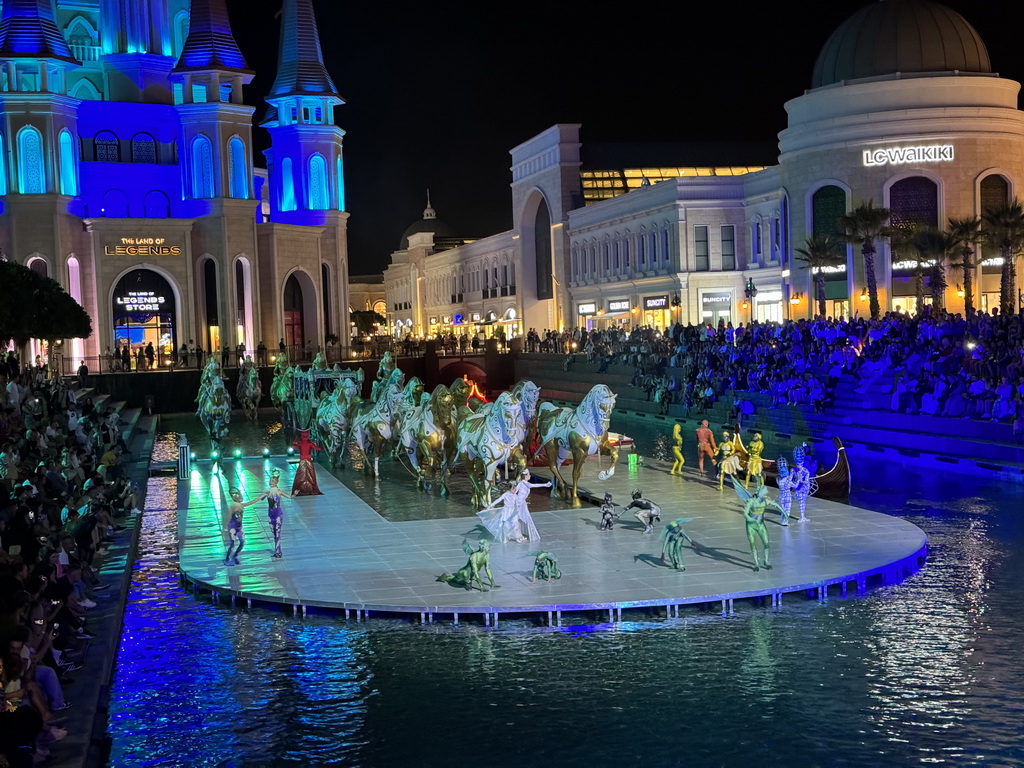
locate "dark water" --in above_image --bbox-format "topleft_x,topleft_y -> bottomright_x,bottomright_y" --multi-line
108,416 -> 1024,767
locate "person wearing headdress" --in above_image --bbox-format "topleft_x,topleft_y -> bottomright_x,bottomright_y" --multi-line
790,447 -> 812,522
745,432 -> 765,489
223,486 -> 262,565
670,423 -> 685,475
261,468 -> 293,558
775,456 -> 794,526
291,429 -> 323,496
716,431 -> 741,491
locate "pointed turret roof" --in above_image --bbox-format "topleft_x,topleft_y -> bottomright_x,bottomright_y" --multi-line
267,0 -> 340,101
174,0 -> 251,73
0,0 -> 79,64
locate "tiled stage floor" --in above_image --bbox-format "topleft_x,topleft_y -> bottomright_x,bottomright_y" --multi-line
177,455 -> 927,619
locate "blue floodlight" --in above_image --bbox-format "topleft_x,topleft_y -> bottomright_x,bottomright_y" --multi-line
262,448 -> 270,457
287,447 -> 295,455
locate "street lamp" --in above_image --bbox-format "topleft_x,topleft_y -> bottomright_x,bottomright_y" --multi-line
744,278 -> 758,321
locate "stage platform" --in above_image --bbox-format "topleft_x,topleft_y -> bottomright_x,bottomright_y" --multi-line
177,455 -> 927,624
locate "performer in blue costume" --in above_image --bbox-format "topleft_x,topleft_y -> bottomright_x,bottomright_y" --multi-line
262,468 -> 293,558
224,486 -> 262,565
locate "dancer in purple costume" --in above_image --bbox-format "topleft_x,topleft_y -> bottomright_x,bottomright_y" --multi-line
774,457 -> 794,526
224,486 -> 262,565
790,447 -> 811,522
262,468 -> 293,558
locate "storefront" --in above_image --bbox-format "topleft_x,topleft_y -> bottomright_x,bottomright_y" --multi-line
642,294 -> 670,329
576,301 -> 598,329
700,291 -> 732,326
111,269 -> 177,369
754,290 -> 783,323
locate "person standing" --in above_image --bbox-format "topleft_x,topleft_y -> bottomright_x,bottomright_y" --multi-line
257,341 -> 267,367
145,342 -> 155,369
695,419 -> 717,476
670,423 -> 684,475
223,486 -> 261,565
260,468 -> 293,558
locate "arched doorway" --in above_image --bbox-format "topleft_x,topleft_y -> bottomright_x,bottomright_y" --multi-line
284,274 -> 305,350
112,268 -> 178,370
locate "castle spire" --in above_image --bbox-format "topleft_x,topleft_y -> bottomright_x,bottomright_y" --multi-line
0,0 -> 79,64
174,0 -> 251,73
267,0 -> 340,101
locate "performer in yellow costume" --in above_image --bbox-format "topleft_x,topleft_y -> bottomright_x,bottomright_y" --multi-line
717,431 -> 741,490
745,432 -> 765,489
670,424 -> 685,475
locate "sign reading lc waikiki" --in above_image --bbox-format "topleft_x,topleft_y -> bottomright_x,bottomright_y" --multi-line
862,144 -> 954,167
103,237 -> 182,257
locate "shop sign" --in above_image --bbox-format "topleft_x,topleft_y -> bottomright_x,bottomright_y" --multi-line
891,259 -> 936,274
608,299 -> 630,312
471,312 -> 481,321
454,313 -> 464,324
578,302 -> 597,315
116,291 -> 165,312
701,292 -> 731,307
812,264 -> 846,274
442,316 -> 451,324
756,291 -> 782,303
429,317 -> 438,325
104,237 -> 182,257
862,144 -> 954,167
644,295 -> 669,309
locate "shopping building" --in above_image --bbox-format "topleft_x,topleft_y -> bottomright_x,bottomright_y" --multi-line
384,0 -> 1023,337
0,0 -> 349,367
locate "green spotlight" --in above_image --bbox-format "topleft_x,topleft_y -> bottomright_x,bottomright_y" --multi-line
262,448 -> 270,457
287,447 -> 295,455
234,449 -> 242,458
190,452 -> 196,460
211,450 -> 219,459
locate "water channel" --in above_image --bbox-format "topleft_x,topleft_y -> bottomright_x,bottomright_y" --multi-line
107,415 -> 1024,767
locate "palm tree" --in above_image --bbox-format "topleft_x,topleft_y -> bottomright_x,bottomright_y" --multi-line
912,227 -> 956,312
947,216 -> 984,315
888,223 -> 924,312
795,235 -> 844,318
982,198 -> 1024,315
840,201 -> 891,320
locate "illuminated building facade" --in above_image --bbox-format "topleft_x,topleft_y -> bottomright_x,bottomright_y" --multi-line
386,0 -> 1023,335
0,0 -> 349,365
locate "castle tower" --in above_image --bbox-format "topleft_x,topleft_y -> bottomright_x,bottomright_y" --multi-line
0,0 -> 87,361
258,0 -> 350,349
99,0 -> 180,102
169,0 -> 260,354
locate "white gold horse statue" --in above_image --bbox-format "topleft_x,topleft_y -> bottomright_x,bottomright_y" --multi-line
456,391 -> 524,509
535,384 -> 618,507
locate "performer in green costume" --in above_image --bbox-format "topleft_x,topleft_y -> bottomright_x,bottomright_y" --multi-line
734,480 -> 785,572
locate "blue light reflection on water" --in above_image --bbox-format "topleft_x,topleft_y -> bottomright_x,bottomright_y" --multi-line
107,423 -> 1024,767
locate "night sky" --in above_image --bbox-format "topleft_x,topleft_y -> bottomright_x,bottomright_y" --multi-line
230,1 -> 1024,274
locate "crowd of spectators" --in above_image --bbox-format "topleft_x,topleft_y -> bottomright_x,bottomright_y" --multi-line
1,351 -> 138,766
533,307 -> 1024,443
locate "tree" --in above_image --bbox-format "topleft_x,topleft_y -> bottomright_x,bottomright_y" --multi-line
350,310 -> 385,337
912,227 -> 956,312
888,223 -> 925,312
795,235 -> 844,318
839,200 -> 891,320
0,260 -> 92,347
948,216 -> 984,315
982,198 -> 1024,316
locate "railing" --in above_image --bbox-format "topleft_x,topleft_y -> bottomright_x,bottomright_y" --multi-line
70,43 -> 101,62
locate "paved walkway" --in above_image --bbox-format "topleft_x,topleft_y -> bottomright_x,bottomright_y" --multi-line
178,454 -> 928,621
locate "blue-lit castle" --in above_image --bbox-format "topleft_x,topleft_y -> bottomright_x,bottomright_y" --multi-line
0,0 -> 349,365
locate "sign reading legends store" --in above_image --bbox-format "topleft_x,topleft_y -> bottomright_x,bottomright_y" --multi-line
103,238 -> 183,257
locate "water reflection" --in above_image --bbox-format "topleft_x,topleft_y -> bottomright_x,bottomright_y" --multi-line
108,418 -> 1024,767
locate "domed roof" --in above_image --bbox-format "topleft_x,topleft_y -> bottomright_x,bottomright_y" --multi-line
400,192 -> 460,249
812,0 -> 991,89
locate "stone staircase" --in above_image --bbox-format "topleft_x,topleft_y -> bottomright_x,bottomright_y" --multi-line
75,386 -> 158,459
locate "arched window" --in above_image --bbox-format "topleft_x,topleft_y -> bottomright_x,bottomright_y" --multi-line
69,78 -> 101,100
228,137 -> 248,199
280,157 -> 295,211
336,156 -> 345,210
17,126 -> 46,194
890,177 -> 939,229
811,185 -> 847,238
59,130 -> 77,195
308,154 -> 328,210
980,174 -> 1009,215
191,135 -> 215,198
131,133 -> 157,163
27,257 -> 48,277
173,11 -> 189,57
95,131 -> 119,162
101,189 -> 129,217
144,190 -> 170,218
0,133 -> 7,195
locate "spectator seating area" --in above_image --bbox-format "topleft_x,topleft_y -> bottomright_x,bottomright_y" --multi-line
1,355 -> 155,768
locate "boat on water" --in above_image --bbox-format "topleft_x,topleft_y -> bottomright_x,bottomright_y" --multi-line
733,432 -> 851,501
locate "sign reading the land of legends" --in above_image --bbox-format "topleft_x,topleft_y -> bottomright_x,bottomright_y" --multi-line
116,291 -> 166,311
862,144 -> 954,167
104,237 -> 182,256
